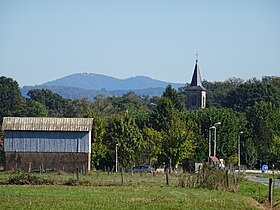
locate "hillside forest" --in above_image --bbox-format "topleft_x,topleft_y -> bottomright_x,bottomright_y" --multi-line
0,76 -> 280,170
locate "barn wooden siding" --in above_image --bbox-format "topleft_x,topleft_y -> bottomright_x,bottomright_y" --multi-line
2,117 -> 93,172
4,131 -> 90,153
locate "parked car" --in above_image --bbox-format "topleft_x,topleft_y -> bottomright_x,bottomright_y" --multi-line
131,165 -> 155,173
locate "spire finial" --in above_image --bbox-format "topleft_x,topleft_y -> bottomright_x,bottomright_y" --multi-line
195,51 -> 199,62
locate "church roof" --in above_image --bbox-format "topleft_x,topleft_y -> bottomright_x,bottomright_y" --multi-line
189,60 -> 206,91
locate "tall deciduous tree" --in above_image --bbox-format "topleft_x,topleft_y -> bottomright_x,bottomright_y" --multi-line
246,101 -> 280,165
26,99 -> 48,117
86,112 -> 107,170
27,89 -> 66,117
0,76 -> 26,121
103,113 -> 143,169
162,85 -> 183,111
137,126 -> 162,165
158,111 -> 196,170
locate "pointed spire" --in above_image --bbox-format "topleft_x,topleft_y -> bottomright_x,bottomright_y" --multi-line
190,59 -> 203,87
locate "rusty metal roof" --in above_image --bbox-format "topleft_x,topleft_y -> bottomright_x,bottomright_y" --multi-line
2,117 -> 93,131
209,156 -> 220,163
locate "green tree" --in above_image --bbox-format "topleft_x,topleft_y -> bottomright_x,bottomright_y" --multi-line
246,101 -> 280,165
103,113 -> 143,169
64,98 -> 92,118
88,113 -> 107,170
0,76 -> 26,121
271,135 -> 280,168
182,108 -> 247,164
27,89 -> 67,117
150,97 -> 175,131
158,111 -> 196,170
26,99 -> 48,117
137,126 -> 162,165
162,85 -> 183,111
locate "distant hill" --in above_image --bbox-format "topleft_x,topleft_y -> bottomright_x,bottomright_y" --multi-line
42,73 -> 184,91
21,73 -> 185,100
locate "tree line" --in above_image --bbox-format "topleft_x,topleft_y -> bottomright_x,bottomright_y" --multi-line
0,76 -> 280,170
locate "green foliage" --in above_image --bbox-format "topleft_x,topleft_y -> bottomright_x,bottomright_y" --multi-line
63,178 -> 91,186
202,77 -> 244,108
137,126 -> 162,165
223,77 -> 280,111
271,135 -> 280,168
179,165 -> 237,192
162,84 -> 183,111
103,113 -> 143,168
182,108 -> 247,164
245,101 -> 280,164
0,76 -> 26,121
89,113 -> 107,170
26,99 -> 48,117
7,171 -> 54,185
27,89 -> 67,117
64,98 -> 92,117
161,118 -> 196,168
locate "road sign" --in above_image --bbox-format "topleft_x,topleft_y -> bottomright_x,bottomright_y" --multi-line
262,164 -> 268,172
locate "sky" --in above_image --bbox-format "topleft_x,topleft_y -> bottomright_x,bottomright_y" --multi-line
0,0 -> 279,86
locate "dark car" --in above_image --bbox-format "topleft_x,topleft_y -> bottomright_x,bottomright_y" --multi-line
131,165 -> 155,173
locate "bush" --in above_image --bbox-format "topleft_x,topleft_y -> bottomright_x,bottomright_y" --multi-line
178,164 -> 237,192
8,171 -> 54,185
63,178 -> 91,186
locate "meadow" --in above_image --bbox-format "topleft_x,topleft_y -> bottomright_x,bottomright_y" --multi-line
0,171 -> 279,209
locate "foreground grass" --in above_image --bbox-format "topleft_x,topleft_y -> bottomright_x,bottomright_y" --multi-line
0,185 -> 262,210
239,178 -> 280,206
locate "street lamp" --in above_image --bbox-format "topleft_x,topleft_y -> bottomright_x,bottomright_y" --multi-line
209,126 -> 215,158
115,143 -> 118,172
213,122 -> 221,157
238,131 -> 243,183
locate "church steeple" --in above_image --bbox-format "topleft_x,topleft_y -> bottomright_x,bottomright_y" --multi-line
190,59 -> 206,90
185,56 -> 207,109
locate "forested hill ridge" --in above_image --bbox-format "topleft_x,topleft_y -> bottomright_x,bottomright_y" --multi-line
21,73 -> 184,100
42,73 -> 184,90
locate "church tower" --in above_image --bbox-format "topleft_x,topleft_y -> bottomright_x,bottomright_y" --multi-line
186,58 -> 206,109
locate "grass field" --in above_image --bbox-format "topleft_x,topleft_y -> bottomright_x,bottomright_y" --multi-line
0,171 -> 279,209
0,185 -> 264,210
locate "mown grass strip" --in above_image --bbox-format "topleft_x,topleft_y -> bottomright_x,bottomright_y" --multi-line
0,185 -> 262,210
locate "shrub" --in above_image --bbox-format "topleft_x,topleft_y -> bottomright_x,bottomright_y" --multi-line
63,178 -> 91,186
178,164 -> 237,192
8,171 -> 54,185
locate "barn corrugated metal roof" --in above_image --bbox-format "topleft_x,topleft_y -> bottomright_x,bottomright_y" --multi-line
2,117 -> 93,131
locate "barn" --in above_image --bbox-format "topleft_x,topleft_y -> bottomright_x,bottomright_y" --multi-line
2,117 -> 93,173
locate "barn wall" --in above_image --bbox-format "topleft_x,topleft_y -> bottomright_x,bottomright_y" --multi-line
4,131 -> 90,153
5,152 -> 90,173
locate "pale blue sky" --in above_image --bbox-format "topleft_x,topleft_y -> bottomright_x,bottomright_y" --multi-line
0,0 -> 279,86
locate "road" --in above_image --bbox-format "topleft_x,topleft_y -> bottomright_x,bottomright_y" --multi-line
245,173 -> 280,188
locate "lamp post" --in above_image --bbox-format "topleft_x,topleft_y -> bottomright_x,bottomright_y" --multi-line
213,122 -> 221,157
115,143 -> 118,172
208,128 -> 212,160
209,126 -> 215,158
238,131 -> 243,183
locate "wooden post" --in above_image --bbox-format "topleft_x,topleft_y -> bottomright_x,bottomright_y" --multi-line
76,167 -> 79,180
268,178 -> 273,208
28,162 -> 32,173
121,168 -> 124,185
226,169 -> 229,189
165,168 -> 169,186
